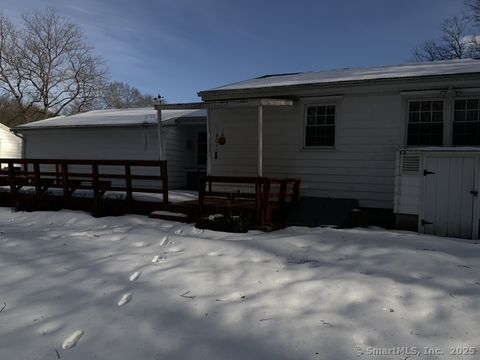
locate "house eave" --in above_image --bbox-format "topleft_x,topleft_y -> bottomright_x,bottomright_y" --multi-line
13,122 -> 161,132
198,73 -> 480,101
156,98 -> 294,109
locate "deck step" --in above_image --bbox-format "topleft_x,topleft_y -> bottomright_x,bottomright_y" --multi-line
149,210 -> 194,223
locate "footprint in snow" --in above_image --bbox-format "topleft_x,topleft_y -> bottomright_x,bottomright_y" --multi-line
207,252 -> 223,257
117,293 -> 132,306
160,235 -> 169,247
166,246 -> 184,253
132,241 -> 150,248
152,255 -> 167,263
220,292 -> 247,301
192,228 -> 204,235
174,229 -> 183,235
129,271 -> 141,282
294,243 -> 310,249
62,330 -> 84,349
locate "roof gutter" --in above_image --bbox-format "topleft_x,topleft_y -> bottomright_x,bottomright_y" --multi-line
198,72 -> 480,101
11,121 -> 187,132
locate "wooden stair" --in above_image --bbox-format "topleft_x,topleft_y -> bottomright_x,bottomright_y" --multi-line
149,202 -> 198,223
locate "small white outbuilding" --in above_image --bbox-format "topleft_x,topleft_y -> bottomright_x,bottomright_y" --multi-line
0,123 -> 22,159
13,108 -> 207,190
395,148 -> 480,239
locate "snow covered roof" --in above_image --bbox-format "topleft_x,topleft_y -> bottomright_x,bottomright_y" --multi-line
201,59 -> 480,95
14,108 -> 206,131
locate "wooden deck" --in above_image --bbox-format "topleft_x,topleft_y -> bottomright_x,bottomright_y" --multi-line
149,176 -> 301,228
0,159 -> 300,228
197,176 -> 300,226
0,158 -> 168,214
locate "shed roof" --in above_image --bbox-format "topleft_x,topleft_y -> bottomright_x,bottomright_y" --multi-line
14,108 -> 206,131
200,59 -> 480,95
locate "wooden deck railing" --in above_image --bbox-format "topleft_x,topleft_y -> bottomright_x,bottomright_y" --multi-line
0,159 -> 169,205
198,176 -> 300,225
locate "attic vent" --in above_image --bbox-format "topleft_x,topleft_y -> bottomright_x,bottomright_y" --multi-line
401,155 -> 421,174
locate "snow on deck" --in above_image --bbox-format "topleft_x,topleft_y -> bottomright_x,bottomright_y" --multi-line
0,209 -> 479,359
0,187 -> 198,203
206,58 -> 480,92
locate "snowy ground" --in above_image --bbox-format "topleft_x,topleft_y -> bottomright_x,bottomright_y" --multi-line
0,208 -> 479,360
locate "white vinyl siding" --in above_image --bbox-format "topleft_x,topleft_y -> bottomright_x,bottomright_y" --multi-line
209,94 -> 402,209
0,126 -> 22,158
21,126 -> 199,190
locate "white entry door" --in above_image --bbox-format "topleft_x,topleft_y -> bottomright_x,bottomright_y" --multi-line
422,156 -> 476,239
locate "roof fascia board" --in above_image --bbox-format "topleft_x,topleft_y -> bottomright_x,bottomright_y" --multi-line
198,73 -> 480,101
156,99 -> 294,110
13,123 -> 156,132
155,103 -> 206,110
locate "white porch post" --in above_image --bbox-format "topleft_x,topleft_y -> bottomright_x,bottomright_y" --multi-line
257,105 -> 263,177
206,107 -> 211,175
156,108 -> 164,160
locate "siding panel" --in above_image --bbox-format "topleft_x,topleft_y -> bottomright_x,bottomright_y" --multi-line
22,126 -> 195,189
210,94 -> 403,208
0,126 -> 22,158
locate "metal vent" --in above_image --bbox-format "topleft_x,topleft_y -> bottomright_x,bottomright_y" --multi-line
401,155 -> 421,174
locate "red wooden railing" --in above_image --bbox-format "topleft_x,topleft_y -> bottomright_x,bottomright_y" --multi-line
0,159 -> 169,205
198,176 -> 300,225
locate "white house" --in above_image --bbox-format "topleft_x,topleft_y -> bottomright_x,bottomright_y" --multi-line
194,58 -> 480,239
0,123 -> 22,159
13,108 -> 207,190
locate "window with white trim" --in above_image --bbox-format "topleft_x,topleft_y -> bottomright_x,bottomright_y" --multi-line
304,105 -> 335,147
407,100 -> 443,146
453,99 -> 480,145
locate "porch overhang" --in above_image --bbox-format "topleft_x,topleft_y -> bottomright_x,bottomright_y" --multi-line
155,99 -> 295,177
154,98 -> 294,109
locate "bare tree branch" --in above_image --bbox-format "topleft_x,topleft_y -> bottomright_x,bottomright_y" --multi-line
412,16 -> 480,62
101,81 -> 155,109
0,8 -> 108,121
0,8 -> 155,124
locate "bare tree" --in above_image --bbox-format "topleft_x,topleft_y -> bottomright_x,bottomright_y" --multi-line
0,8 -> 107,122
467,0 -> 480,24
413,16 -> 480,61
101,81 -> 155,109
0,14 -> 28,114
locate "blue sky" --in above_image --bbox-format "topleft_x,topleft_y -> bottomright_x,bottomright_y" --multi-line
3,0 -> 464,102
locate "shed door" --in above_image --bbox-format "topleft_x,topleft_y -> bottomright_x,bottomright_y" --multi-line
423,156 -> 476,238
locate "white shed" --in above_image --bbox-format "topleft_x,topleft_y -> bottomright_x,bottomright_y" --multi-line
13,108 -> 207,190
0,123 -> 22,159
395,148 -> 480,239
